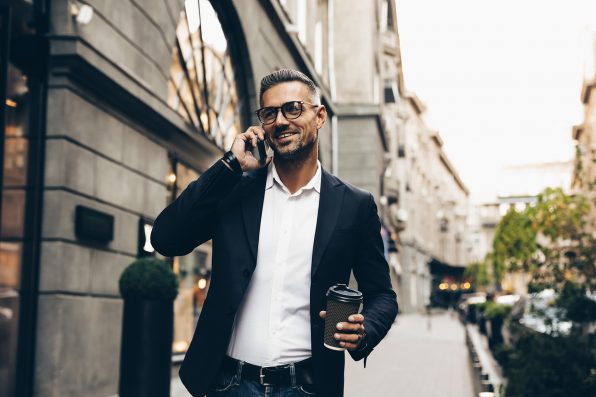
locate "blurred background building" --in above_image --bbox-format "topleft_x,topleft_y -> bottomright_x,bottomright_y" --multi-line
572,31 -> 596,233
466,160 -> 574,295
0,1 -> 475,396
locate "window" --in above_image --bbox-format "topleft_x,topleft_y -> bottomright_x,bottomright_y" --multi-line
168,0 -> 243,151
0,61 -> 29,397
170,161 -> 212,355
380,0 -> 395,32
279,0 -> 307,44
384,79 -> 397,103
314,21 -> 323,74
166,0 -> 248,351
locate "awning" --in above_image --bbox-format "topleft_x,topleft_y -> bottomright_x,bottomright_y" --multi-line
428,258 -> 466,277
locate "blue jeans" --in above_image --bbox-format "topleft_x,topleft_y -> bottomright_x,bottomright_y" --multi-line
206,360 -> 317,397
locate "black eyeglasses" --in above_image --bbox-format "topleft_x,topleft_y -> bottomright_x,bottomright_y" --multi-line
255,101 -> 320,125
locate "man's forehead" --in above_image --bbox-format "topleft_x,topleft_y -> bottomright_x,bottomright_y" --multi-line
261,81 -> 310,105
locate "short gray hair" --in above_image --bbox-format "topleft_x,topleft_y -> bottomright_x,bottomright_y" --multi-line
259,68 -> 321,105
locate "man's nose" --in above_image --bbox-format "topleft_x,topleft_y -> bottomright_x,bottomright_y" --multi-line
274,108 -> 290,126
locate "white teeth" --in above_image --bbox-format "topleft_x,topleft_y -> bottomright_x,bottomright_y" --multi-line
278,133 -> 292,138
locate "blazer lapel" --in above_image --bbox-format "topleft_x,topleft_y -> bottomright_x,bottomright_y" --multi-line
311,169 -> 345,277
241,167 -> 268,262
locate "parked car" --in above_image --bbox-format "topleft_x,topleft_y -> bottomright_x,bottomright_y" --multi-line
513,289 -> 572,335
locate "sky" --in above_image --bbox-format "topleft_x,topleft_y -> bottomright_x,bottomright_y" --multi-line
395,0 -> 596,202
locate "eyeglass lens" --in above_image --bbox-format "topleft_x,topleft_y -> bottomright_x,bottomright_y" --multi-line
259,101 -> 303,124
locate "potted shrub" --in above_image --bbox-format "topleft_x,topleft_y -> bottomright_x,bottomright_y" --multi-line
484,302 -> 511,349
467,302 -> 478,323
118,258 -> 178,397
477,302 -> 488,334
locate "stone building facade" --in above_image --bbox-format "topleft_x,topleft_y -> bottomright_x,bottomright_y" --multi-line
392,93 -> 471,313
330,0 -> 407,302
572,74 -> 596,233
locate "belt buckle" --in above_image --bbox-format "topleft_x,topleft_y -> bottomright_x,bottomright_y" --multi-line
259,367 -> 271,386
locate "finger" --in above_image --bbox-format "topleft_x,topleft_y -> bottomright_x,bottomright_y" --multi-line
336,322 -> 361,332
251,126 -> 266,141
235,133 -> 249,142
343,342 -> 361,351
233,132 -> 254,149
319,311 -> 326,319
244,129 -> 258,148
334,332 -> 362,343
347,314 -> 364,323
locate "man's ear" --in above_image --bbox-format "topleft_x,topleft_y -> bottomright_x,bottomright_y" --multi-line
316,105 -> 327,130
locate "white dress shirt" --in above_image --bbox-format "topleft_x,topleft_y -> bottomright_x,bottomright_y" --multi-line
226,161 -> 321,366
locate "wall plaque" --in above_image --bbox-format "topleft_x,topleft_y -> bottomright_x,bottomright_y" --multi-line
75,205 -> 114,243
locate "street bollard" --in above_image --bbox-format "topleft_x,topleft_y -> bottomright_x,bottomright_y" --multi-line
481,380 -> 494,391
472,362 -> 483,394
473,363 -> 483,377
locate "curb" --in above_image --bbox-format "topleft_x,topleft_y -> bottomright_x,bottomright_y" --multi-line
464,325 -> 504,397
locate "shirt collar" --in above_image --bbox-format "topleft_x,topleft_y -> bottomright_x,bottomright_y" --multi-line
266,160 -> 322,195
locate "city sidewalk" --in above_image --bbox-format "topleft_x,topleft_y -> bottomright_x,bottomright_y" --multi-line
171,311 -> 475,397
345,310 -> 474,397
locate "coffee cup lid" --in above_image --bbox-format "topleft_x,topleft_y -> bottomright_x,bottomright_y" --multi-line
326,284 -> 362,303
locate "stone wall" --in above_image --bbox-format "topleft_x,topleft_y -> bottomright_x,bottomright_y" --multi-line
337,116 -> 383,200
36,0 -> 186,395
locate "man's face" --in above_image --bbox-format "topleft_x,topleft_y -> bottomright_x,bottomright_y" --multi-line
260,81 -> 326,161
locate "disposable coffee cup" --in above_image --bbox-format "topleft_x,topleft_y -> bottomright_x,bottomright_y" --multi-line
323,284 -> 363,351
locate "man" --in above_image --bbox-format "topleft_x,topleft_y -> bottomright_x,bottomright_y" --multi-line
151,69 -> 398,397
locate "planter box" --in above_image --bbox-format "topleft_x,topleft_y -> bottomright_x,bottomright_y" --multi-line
119,299 -> 174,397
487,317 -> 504,349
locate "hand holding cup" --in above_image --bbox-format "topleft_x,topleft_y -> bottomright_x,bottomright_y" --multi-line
320,284 -> 364,351
319,311 -> 365,351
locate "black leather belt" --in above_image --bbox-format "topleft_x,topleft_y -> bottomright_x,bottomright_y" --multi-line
222,355 -> 314,387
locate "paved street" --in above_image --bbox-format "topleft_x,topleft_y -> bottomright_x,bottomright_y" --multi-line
345,311 -> 474,397
172,310 -> 474,396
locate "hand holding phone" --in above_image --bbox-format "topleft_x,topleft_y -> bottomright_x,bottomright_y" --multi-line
229,126 -> 271,172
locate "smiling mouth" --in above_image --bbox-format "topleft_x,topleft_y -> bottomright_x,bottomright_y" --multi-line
275,131 -> 298,140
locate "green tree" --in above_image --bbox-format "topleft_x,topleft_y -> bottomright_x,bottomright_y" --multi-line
492,189 -> 596,397
492,206 -> 536,286
525,187 -> 594,295
465,258 -> 491,289
492,187 -> 594,299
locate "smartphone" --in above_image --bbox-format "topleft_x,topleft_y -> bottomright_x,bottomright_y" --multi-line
257,138 -> 268,165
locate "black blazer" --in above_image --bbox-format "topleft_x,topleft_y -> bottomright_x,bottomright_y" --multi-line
151,160 -> 398,397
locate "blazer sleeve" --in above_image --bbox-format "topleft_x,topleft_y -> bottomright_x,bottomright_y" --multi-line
349,193 -> 399,362
150,159 -> 242,257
